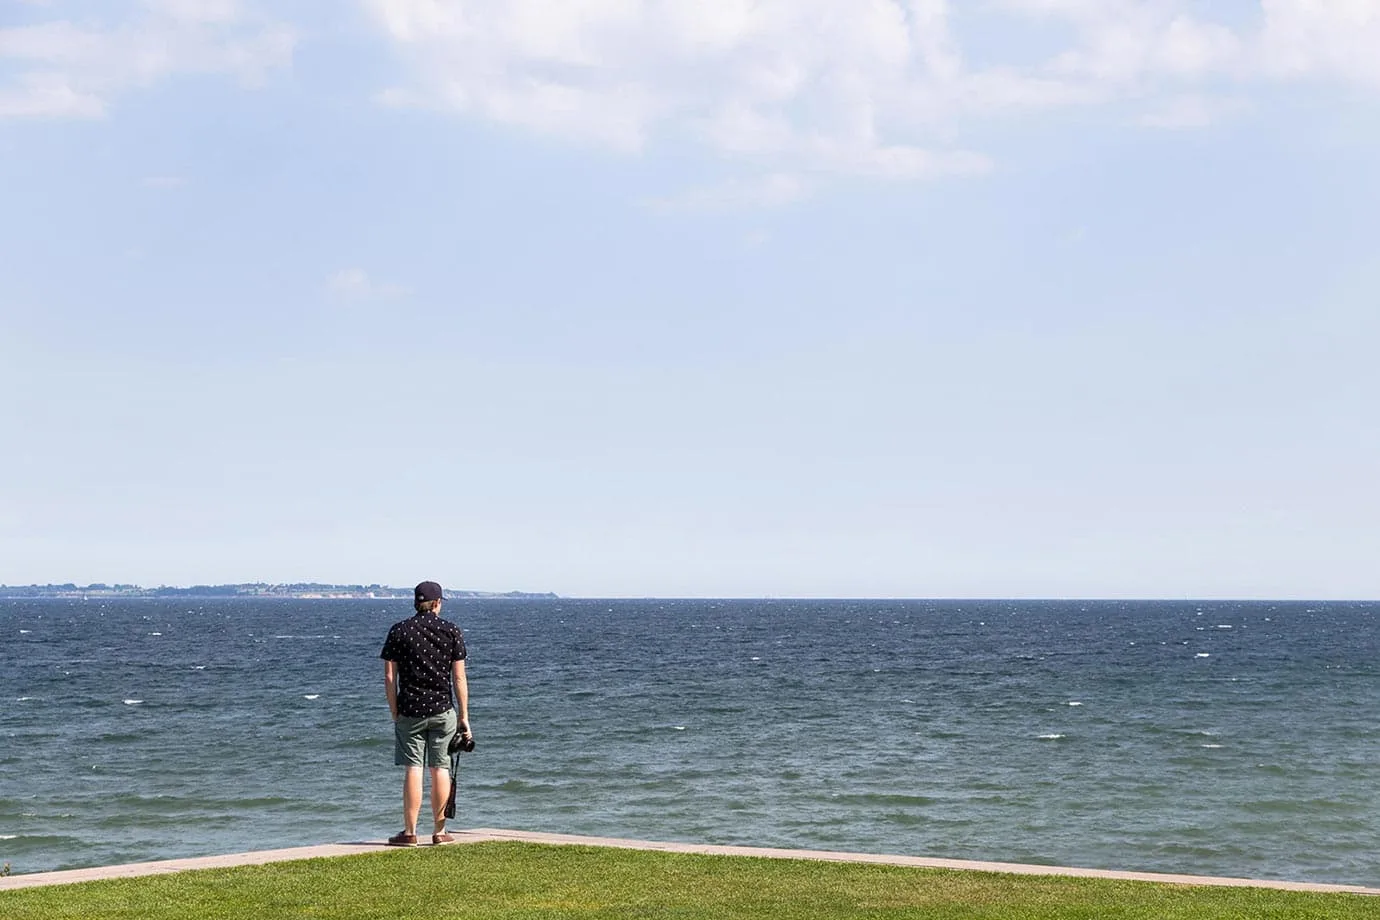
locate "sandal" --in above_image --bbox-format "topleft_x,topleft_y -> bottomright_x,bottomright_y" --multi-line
387,832 -> 418,847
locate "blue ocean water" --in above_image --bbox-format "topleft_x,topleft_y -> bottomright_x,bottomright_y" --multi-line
1,598 -> 1377,886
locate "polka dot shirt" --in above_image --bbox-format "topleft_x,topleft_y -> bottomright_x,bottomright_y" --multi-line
380,613 -> 468,718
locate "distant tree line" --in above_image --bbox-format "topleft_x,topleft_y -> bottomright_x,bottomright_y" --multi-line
0,583 -> 556,599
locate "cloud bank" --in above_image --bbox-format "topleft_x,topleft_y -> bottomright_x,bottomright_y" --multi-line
6,2 -> 1378,194
366,0 -> 1380,193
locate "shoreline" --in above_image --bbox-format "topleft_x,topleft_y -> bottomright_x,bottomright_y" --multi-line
4,828 -> 1377,896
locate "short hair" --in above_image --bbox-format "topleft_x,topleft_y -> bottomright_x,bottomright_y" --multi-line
414,598 -> 441,615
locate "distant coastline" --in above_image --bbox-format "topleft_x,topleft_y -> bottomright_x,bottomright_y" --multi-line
0,582 -> 558,600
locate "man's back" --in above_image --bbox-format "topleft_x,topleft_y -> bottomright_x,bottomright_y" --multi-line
381,612 -> 467,717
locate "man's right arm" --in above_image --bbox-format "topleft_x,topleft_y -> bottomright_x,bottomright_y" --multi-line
383,659 -> 399,722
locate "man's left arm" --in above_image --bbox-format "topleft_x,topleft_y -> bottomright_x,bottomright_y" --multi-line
383,659 -> 400,722
452,658 -> 470,737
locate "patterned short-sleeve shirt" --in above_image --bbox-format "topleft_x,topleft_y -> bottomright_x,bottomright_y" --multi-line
380,613 -> 468,718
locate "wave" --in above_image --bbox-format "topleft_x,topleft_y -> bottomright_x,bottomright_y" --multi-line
833,793 -> 937,808
496,779 -> 560,794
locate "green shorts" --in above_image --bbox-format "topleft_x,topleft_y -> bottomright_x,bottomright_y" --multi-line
393,709 -> 457,769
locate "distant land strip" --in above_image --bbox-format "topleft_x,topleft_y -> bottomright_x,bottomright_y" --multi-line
0,583 -> 558,600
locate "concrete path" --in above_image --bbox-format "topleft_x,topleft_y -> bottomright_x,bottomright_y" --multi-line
3,828 -> 1377,896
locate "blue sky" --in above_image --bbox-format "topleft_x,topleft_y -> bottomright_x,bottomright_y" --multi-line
3,1 -> 1379,598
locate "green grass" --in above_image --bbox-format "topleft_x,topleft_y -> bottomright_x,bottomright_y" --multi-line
1,842 -> 1373,919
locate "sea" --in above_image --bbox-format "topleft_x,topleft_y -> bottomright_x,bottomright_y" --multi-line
2,598 -> 1377,887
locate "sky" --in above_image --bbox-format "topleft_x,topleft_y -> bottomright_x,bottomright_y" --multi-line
2,0 -> 1379,598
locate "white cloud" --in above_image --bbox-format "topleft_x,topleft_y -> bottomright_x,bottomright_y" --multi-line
366,0 -> 999,190
1137,94 -> 1247,130
642,173 -> 808,212
0,71 -> 104,118
327,268 -> 410,301
146,0 -> 245,25
0,1 -> 294,120
1258,0 -> 1380,87
364,0 -> 1380,194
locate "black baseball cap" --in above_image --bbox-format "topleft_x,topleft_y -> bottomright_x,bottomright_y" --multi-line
414,581 -> 443,603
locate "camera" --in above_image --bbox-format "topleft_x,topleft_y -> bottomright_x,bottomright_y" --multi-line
449,732 -> 475,755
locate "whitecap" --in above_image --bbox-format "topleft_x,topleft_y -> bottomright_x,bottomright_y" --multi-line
1038,733 -> 1065,740
149,632 -> 162,636
1195,653 -> 1211,658
123,699 -> 143,705
304,694 -> 320,700
0,834 -> 17,839
1067,701 -> 1083,706
17,696 -> 36,702
191,666 -> 207,670
750,656 -> 761,661
1201,744 -> 1223,749
19,629 -> 31,634
1216,625 -> 1233,629
673,726 -> 686,731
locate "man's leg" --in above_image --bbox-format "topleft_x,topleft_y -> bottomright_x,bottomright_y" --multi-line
429,766 -> 451,834
402,766 -> 423,835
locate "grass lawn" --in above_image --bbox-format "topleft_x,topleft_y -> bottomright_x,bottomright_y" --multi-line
1,842 -> 1373,919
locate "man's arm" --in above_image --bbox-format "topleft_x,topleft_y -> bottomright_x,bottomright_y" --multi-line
452,659 -> 470,736
383,659 -> 399,722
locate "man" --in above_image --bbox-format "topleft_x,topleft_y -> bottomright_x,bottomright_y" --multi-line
380,580 -> 472,846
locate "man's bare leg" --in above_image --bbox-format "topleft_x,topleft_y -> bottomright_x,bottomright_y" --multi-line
401,766 -> 423,835
429,766 -> 451,835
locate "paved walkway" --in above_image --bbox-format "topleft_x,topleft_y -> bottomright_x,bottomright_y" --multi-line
3,828 -> 1377,896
